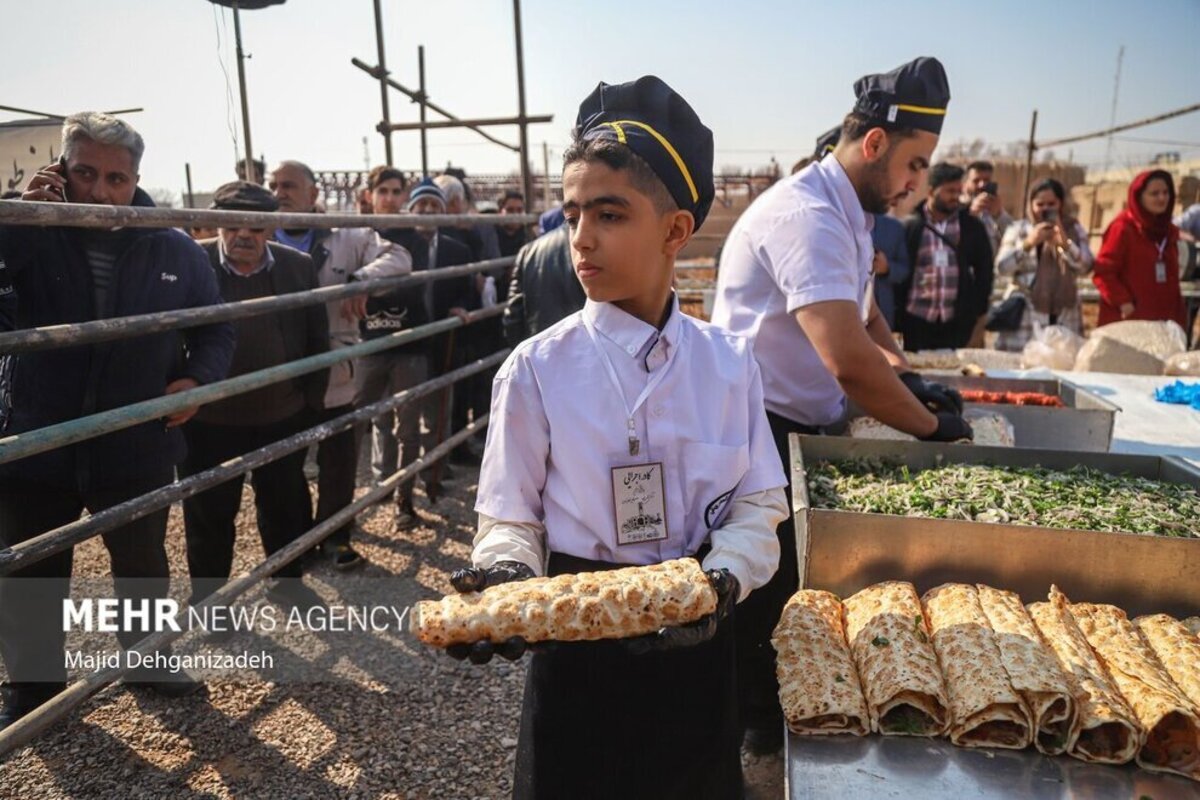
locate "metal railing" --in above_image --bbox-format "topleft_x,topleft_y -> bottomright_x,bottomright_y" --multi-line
0,199 -> 521,753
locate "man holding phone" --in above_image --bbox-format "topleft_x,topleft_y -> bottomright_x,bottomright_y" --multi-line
963,160 -> 1012,255
0,112 -> 235,730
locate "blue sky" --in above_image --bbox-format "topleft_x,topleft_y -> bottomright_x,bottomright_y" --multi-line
4,0 -> 1197,199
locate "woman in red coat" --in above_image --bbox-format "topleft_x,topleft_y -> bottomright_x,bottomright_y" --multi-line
1093,169 -> 1185,327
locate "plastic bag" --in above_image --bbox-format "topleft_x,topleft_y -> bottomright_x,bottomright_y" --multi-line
1074,320 -> 1187,375
1164,351 -> 1200,377
1021,325 -> 1084,371
1154,380 -> 1200,410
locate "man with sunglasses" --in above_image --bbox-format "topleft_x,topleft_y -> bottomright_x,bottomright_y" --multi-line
180,181 -> 329,613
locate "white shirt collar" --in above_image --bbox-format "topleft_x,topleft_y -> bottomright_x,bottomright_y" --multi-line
583,293 -> 682,367
818,153 -> 873,236
218,239 -> 275,277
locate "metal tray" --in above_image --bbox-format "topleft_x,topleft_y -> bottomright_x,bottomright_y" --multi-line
786,735 -> 1197,799
785,435 -> 1200,798
838,375 -> 1119,452
791,435 -> 1200,618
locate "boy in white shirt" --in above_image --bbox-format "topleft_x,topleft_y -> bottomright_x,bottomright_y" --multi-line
453,76 -> 788,799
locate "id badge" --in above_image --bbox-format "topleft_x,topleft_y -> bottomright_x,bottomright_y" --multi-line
933,249 -> 950,269
611,462 -> 668,545
1155,260 -> 1167,283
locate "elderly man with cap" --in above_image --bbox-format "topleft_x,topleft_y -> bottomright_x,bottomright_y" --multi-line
357,178 -> 473,528
711,57 -> 972,754
268,159 -> 412,571
181,181 -> 329,611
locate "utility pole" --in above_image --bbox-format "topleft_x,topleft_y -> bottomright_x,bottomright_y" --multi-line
1089,46 -> 1124,232
542,141 -> 552,210
372,0 -> 394,165
513,0 -> 532,205
418,45 -> 429,177
230,1 -> 255,182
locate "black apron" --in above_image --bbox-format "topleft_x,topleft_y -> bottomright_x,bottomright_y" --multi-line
734,411 -> 817,733
513,551 -> 742,800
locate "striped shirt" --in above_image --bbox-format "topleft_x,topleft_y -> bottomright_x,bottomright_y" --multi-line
906,214 -> 959,323
82,232 -> 121,316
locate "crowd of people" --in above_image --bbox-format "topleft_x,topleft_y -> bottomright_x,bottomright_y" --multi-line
0,55 -> 1197,798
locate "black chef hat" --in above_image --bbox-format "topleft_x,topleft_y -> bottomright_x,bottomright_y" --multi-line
852,57 -> 950,135
210,180 -> 279,212
575,75 -> 715,231
814,126 -> 841,159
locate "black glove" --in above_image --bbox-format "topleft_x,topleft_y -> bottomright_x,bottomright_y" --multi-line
624,569 -> 739,656
899,371 -> 964,416
921,411 -> 974,443
446,560 -> 536,665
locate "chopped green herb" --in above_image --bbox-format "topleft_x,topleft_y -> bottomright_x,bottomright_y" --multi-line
834,674 -> 846,683
806,459 -> 1200,538
871,635 -> 890,648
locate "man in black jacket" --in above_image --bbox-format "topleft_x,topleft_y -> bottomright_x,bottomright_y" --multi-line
502,225 -> 584,347
181,182 -> 329,610
897,162 -> 994,351
359,178 -> 472,528
0,113 -> 235,729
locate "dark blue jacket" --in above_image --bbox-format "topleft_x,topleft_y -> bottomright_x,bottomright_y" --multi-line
0,190 -> 235,490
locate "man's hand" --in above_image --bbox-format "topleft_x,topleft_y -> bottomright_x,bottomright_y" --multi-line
920,412 -> 974,443
898,371 -> 964,415
448,307 -> 470,323
624,569 -> 738,656
1120,302 -> 1136,319
163,378 -> 200,428
872,250 -> 889,276
446,561 -> 536,665
339,295 -> 368,322
22,162 -> 67,203
969,192 -> 991,217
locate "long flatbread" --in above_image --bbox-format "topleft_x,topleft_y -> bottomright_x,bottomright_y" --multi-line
922,583 -> 1031,749
772,590 -> 869,736
410,558 -> 717,646
1135,615 -> 1200,711
976,584 -> 1076,754
843,581 -> 949,737
1027,587 -> 1140,764
1072,602 -> 1200,781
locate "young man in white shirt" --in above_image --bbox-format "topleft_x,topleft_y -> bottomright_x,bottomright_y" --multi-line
455,76 -> 788,799
711,56 -> 972,754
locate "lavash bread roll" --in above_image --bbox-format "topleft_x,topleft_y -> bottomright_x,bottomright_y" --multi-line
976,584 -> 1076,754
1134,614 -> 1200,710
1027,587 -> 1140,764
921,583 -> 1032,749
771,590 -> 869,736
1072,602 -> 1200,781
410,558 -> 717,647
842,581 -> 949,736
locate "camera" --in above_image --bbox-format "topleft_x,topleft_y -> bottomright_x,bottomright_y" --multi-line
1041,208 -> 1059,224
983,181 -> 998,195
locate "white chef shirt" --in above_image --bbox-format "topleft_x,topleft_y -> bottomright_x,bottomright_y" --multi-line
710,153 -> 875,427
474,295 -> 786,590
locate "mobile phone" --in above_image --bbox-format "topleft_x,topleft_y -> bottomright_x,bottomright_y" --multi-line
1041,208 -> 1059,224
54,155 -> 68,200
983,181 -> 998,195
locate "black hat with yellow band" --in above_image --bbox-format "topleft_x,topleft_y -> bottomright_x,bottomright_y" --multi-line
575,75 -> 715,231
852,56 -> 950,136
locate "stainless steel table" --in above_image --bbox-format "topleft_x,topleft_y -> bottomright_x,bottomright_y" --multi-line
786,734 -> 1199,798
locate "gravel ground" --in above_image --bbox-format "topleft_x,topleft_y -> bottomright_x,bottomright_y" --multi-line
0,458 -> 784,799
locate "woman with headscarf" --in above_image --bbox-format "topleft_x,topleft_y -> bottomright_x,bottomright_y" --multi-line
993,178 -> 1093,351
1093,169 -> 1185,327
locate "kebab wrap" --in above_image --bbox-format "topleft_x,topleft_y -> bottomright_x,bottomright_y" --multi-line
1073,602 -> 1200,781
843,581 -> 949,736
1134,614 -> 1200,712
772,590 -> 870,736
976,584 -> 1076,754
410,558 -> 717,647
922,583 -> 1031,749
1027,587 -> 1140,764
